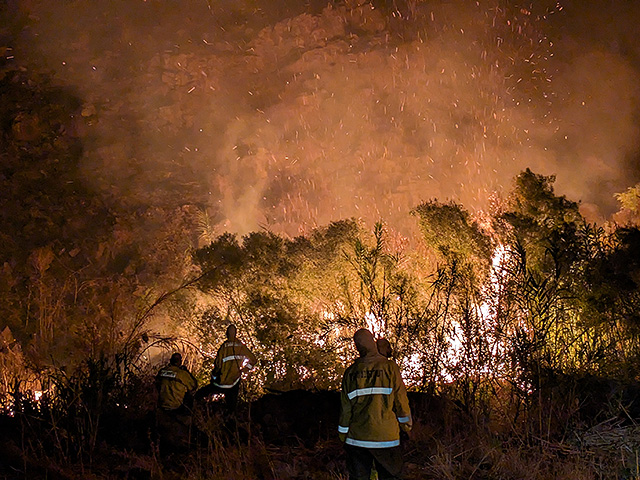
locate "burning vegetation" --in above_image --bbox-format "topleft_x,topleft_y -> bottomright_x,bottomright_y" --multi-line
2,0 -> 640,479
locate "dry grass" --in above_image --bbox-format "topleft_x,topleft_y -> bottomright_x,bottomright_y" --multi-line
3,385 -> 640,480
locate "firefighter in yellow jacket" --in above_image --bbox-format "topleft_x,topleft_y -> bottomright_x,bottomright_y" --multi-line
155,352 -> 198,453
339,328 -> 412,480
197,324 -> 257,411
156,352 -> 198,411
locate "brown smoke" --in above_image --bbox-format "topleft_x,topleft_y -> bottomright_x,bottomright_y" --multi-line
7,0 -> 640,236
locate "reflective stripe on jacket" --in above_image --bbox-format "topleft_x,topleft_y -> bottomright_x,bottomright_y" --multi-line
156,365 -> 198,410
213,340 -> 257,388
339,354 -> 412,448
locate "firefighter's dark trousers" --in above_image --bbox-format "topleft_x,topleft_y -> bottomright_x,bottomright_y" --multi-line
195,381 -> 240,412
156,404 -> 192,455
344,444 -> 404,480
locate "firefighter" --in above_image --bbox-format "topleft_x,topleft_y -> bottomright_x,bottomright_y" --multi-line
155,352 -> 198,453
339,328 -> 412,480
197,324 -> 257,412
376,337 -> 393,359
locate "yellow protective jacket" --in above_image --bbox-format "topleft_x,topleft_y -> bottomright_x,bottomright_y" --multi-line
213,339 -> 257,388
339,353 -> 412,448
156,364 -> 198,411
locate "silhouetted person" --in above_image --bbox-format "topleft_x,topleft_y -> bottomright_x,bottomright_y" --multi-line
155,352 -> 198,454
339,328 -> 412,480
377,337 -> 393,359
196,324 -> 257,412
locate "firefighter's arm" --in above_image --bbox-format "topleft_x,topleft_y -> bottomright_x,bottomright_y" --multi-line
243,346 -> 258,372
187,369 -> 198,392
391,362 -> 412,433
338,373 -> 352,442
179,368 -> 198,393
213,346 -> 224,374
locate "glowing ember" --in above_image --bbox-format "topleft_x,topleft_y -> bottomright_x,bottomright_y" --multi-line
6,0 -> 637,237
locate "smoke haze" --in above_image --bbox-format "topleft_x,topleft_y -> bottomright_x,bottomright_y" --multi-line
5,0 -> 640,236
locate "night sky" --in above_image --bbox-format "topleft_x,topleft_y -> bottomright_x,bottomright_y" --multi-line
4,0 -> 640,237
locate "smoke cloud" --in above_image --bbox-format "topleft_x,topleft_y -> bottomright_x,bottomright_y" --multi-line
6,0 -> 640,236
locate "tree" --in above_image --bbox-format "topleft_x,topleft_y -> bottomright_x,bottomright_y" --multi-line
613,183 -> 640,226
192,222 -> 362,392
411,200 -> 494,402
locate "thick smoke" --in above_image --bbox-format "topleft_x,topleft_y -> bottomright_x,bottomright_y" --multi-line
7,0 -> 640,236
